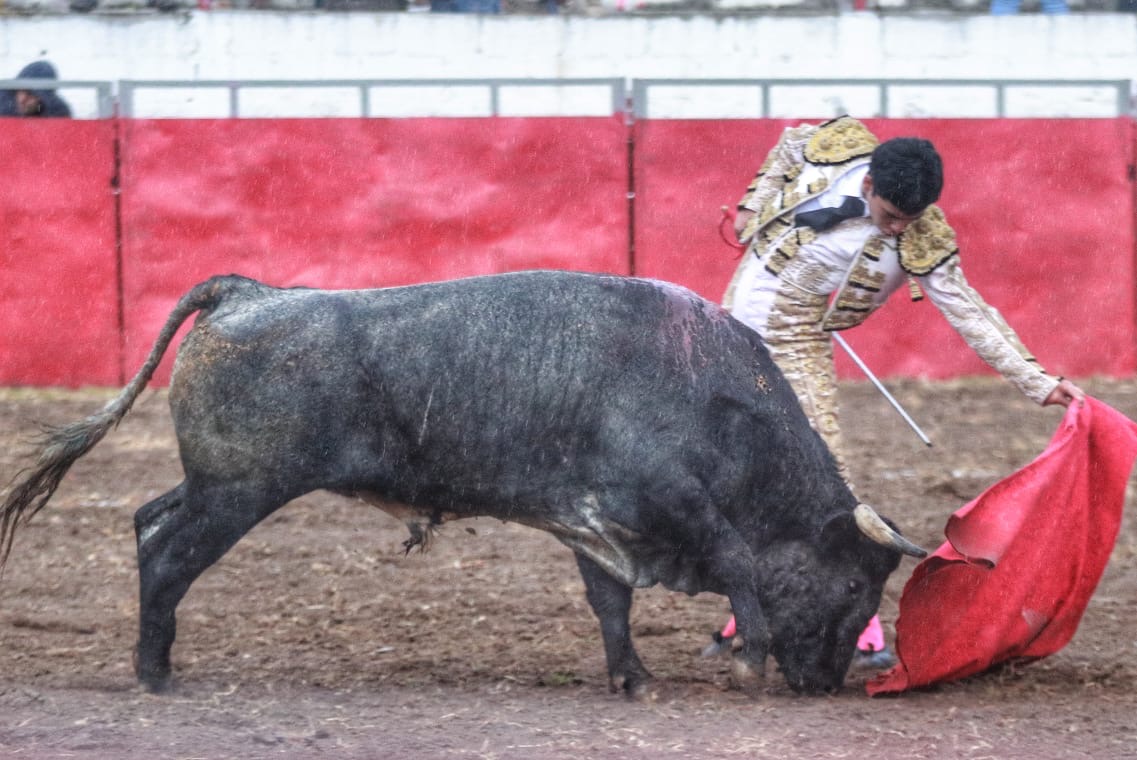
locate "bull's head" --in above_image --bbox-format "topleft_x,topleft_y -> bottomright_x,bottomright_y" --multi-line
759,504 -> 925,694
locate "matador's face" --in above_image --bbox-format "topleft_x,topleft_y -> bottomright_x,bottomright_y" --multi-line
862,175 -> 923,237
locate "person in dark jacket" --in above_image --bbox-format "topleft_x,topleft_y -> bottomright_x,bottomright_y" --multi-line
0,61 -> 72,118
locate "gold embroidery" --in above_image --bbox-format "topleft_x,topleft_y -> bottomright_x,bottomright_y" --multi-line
803,116 -> 879,166
764,284 -> 850,481
765,288 -> 827,332
824,252 -> 882,330
740,212 -> 760,244
833,289 -> 876,315
759,217 -> 793,244
862,235 -> 886,262
822,313 -> 858,331
738,175 -> 760,208
899,205 -> 958,275
791,258 -> 837,294
758,199 -> 784,226
847,268 -> 885,292
765,251 -> 792,276
776,236 -> 801,260
907,276 -> 924,302
807,178 -> 829,195
764,227 -> 817,276
758,152 -> 776,176
759,218 -> 796,275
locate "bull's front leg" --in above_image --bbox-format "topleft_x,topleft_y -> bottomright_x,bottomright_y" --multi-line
701,538 -> 772,694
574,554 -> 654,699
723,589 -> 771,694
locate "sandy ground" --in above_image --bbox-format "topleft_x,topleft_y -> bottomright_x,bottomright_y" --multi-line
1,377 -> 1136,759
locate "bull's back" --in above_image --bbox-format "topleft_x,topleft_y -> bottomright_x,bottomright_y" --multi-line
168,271 -> 787,512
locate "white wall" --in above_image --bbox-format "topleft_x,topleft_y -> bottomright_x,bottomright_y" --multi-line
2,12 -> 1135,117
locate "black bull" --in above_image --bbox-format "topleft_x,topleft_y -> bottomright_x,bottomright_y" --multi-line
0,270 -> 925,695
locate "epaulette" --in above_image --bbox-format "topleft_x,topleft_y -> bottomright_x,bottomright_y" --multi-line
898,205 -> 959,276
803,116 -> 878,166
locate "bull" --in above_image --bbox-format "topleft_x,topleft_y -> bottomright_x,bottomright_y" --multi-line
0,270 -> 925,696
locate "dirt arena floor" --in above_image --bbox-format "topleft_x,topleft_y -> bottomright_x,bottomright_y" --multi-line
1,377 -> 1136,759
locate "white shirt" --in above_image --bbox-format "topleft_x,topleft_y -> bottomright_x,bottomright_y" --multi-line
794,164 -> 870,218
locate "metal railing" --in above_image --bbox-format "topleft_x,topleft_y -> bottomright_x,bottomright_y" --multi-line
2,77 -> 1131,119
632,78 -> 1133,119
117,78 -> 628,118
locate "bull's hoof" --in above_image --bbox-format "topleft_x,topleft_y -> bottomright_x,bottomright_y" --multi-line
136,668 -> 173,694
610,674 -> 657,702
136,673 -> 173,694
134,652 -> 173,693
729,656 -> 765,696
627,680 -> 660,703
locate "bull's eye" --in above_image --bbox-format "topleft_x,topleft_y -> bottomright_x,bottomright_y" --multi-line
847,580 -> 862,595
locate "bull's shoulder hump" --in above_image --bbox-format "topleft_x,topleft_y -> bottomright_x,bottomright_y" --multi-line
342,270 -> 647,308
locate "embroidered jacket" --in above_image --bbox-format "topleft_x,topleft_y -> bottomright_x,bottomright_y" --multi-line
722,116 -> 1059,405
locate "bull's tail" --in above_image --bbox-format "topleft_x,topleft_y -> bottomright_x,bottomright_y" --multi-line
0,275 -> 252,570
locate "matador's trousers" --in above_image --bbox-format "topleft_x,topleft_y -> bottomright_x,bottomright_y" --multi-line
727,254 -> 851,484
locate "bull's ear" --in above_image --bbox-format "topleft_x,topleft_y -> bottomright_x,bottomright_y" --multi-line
818,511 -> 859,554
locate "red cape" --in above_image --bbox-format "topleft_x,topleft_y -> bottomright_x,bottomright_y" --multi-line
867,397 -> 1137,696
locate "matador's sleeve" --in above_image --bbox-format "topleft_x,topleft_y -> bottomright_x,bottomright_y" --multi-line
735,124 -> 815,244
919,257 -> 1060,405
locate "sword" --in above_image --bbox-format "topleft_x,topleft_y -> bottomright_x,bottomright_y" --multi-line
832,332 -> 933,447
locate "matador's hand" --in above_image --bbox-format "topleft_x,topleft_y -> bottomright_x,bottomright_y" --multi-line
1043,378 -> 1085,408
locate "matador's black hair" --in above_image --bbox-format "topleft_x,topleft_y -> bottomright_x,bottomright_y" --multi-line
869,137 -> 943,216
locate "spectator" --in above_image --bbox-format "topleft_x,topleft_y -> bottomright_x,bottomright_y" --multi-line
0,61 -> 72,118
990,0 -> 1068,14
430,0 -> 499,11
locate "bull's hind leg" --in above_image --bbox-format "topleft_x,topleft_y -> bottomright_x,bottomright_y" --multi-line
574,554 -> 654,699
134,482 -> 185,550
133,480 -> 286,691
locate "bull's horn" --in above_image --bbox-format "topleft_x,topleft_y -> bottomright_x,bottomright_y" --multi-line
853,503 -> 928,558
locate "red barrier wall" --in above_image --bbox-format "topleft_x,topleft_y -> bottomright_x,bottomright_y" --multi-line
1,116 -> 1134,388
0,119 -> 120,386
633,118 -> 1137,381
118,117 -> 630,383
